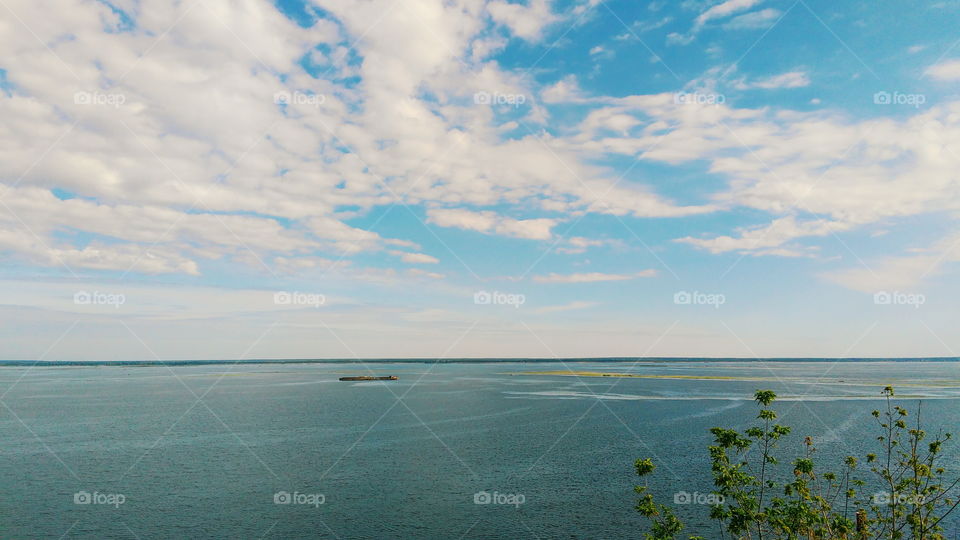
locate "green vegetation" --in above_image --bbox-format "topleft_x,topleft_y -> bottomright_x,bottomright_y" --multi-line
635,387 -> 959,539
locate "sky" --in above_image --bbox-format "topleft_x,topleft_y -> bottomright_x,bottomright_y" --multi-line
0,0 -> 959,360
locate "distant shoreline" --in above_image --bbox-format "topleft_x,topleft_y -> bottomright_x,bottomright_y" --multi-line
0,357 -> 958,367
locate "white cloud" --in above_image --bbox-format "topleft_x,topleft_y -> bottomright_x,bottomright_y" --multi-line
0,227 -> 201,275
735,71 -> 810,90
666,32 -> 695,46
670,0 -> 764,43
566,91 -> 960,258
633,16 -> 673,33
695,0 -> 764,28
390,251 -> 440,264
925,59 -> 960,81
426,208 -> 558,240
487,0 -> 559,42
555,236 -> 621,254
0,0 -> 712,278
533,270 -> 657,283
541,75 -> 592,104
0,0 -> 956,315
677,217 -> 848,256
723,8 -> 781,30
471,35 -> 509,61
0,0 -> 958,360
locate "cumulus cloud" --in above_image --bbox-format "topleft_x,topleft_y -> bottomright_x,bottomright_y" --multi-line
1,0 -> 958,305
565,91 -> 960,258
540,76 -> 592,104
487,0 -> 559,42
0,0 -> 707,278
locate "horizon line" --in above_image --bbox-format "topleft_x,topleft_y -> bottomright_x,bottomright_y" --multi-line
2,356 -> 959,366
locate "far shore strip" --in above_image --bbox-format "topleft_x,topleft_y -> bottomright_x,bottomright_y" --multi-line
517,371 -> 743,380
511,371 -> 960,387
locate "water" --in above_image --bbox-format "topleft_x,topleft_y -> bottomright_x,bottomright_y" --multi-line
2,361 -> 959,538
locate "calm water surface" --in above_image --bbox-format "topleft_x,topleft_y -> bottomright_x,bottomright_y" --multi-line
2,361 -> 959,538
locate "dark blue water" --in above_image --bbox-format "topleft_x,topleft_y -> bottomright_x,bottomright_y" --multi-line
2,361 -> 959,538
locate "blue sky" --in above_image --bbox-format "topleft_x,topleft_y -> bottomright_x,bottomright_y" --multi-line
0,0 -> 959,360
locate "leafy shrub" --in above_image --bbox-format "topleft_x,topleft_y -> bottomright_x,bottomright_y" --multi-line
635,387 -> 958,539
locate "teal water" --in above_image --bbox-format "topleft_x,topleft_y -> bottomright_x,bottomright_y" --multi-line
2,361 -> 959,538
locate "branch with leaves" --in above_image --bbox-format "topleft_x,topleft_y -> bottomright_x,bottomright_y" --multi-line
635,387 -> 958,540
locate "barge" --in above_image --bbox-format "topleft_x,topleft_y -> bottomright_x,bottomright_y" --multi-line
338,375 -> 398,381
